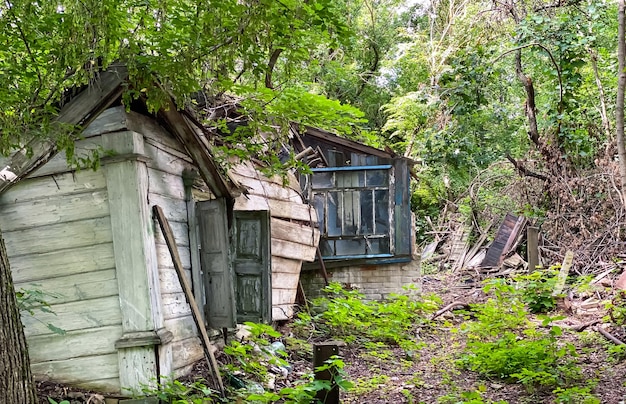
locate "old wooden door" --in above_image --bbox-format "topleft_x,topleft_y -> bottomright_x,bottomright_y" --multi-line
232,210 -> 271,324
196,198 -> 236,329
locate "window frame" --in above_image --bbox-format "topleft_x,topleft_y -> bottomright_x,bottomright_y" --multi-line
308,164 -> 396,260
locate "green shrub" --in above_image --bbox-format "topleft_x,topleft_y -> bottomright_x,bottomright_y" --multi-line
458,280 -> 580,390
297,282 -> 440,351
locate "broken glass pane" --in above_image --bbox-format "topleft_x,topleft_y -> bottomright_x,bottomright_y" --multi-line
320,239 -> 335,256
359,190 -> 373,234
342,191 -> 359,234
368,237 -> 390,254
313,193 -> 325,232
374,190 -> 389,234
366,170 -> 388,187
335,239 -> 365,256
327,191 -> 342,236
336,170 -> 365,188
312,172 -> 334,189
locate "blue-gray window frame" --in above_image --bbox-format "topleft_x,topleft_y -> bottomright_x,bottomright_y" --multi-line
309,164 -> 395,260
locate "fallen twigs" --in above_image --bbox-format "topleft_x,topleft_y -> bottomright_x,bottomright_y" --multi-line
571,319 -> 601,332
431,301 -> 471,320
595,326 -> 626,345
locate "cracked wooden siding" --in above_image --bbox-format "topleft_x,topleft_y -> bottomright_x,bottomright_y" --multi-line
231,161 -> 319,320
0,166 -> 122,392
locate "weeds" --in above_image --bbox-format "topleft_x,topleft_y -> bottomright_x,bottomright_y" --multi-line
458,279 -> 580,391
296,282 -> 440,351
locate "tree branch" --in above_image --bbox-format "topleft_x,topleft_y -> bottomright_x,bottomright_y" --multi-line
505,154 -> 550,182
265,48 -> 283,89
514,50 -> 541,146
493,42 -> 563,110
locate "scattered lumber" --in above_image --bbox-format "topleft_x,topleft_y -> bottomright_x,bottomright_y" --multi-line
153,205 -> 225,396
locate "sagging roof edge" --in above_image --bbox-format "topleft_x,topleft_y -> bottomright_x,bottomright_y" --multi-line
0,64 -> 240,201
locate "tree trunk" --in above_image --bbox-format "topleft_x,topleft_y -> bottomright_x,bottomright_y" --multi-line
0,227 -> 37,403
616,0 -> 626,207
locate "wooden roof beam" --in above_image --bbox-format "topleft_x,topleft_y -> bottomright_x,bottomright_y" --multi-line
0,64 -> 128,195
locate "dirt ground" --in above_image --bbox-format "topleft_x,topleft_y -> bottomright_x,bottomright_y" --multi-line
38,271 -> 626,404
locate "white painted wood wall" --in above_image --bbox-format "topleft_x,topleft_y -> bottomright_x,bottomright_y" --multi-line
142,118 -> 204,379
231,162 -> 320,320
0,106 -> 204,392
0,161 -> 122,392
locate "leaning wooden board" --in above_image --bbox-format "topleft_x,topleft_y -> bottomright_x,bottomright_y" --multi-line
153,205 -> 225,395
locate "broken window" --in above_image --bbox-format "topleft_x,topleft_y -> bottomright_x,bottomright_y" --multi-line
308,165 -> 395,259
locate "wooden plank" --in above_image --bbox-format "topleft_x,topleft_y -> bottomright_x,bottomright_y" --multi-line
9,243 -> 115,283
118,346 -> 158,393
153,205 -> 225,395
271,256 -> 303,275
272,288 -> 297,306
163,316 -> 198,342
4,217 -> 113,257
234,187 -> 316,225
231,162 -> 302,190
159,267 -> 192,294
16,269 -> 118,305
84,107 -> 186,157
144,142 -> 194,177
103,131 -> 162,332
170,337 -> 204,370
272,304 -> 294,321
234,193 -> 270,211
271,271 -> 300,291
30,137 -> 105,177
230,173 -> 303,201
271,218 -> 320,247
148,168 -> 187,200
31,353 -> 120,387
527,226 -> 540,271
161,292 -> 192,320
28,325 -> 123,363
153,220 -> 190,247
304,126 -> 393,159
102,131 -> 163,394
158,100 -> 236,199
59,378 -> 120,394
0,65 -> 127,195
148,193 -> 188,222
81,106 -> 128,138
270,198 -> 317,222
156,243 -> 192,269
0,190 -> 109,232
0,169 -> 106,203
272,238 -> 317,262
481,213 -> 524,268
553,250 -> 573,296
22,295 -> 122,337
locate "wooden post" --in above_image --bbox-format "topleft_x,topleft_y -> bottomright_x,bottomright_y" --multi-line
313,342 -> 340,404
102,131 -> 163,394
527,226 -> 539,271
153,205 -> 225,395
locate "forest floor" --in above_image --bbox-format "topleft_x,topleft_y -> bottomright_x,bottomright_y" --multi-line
329,271 -> 626,404
38,270 -> 626,404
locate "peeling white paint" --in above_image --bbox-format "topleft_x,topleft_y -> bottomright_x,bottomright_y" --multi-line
0,166 -> 17,182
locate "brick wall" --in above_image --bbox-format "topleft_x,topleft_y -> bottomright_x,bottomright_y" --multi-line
300,258 -> 421,301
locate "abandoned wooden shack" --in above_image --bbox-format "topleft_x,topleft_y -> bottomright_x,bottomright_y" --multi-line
294,127 -> 421,300
0,68 -> 318,394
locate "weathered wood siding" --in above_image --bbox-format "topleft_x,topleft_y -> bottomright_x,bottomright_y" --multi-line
144,129 -> 203,379
230,162 -> 320,320
0,168 -> 122,392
